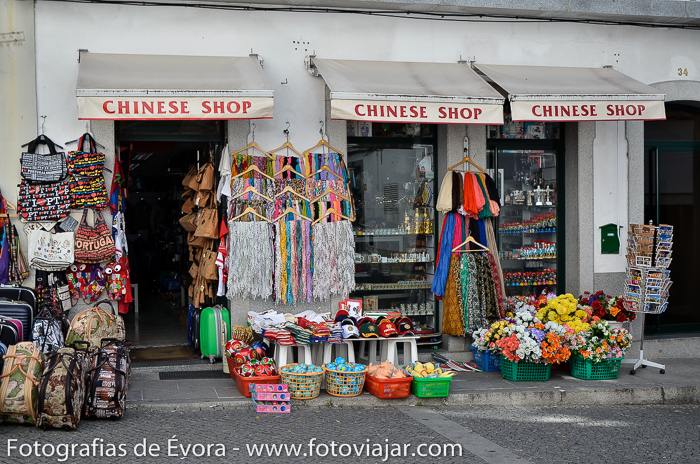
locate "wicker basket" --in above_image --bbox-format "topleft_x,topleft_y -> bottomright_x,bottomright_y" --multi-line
280,364 -> 323,399
322,364 -> 367,397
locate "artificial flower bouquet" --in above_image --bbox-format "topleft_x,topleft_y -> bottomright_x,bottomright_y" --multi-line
578,291 -> 637,323
535,293 -> 591,333
489,311 -> 571,365
565,320 -> 633,362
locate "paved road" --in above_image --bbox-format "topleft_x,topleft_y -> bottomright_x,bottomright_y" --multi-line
0,404 -> 698,463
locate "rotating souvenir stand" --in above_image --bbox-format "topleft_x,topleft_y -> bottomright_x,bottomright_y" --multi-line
621,222 -> 674,374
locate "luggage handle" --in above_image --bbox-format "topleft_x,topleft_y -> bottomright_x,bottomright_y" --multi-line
92,299 -> 116,315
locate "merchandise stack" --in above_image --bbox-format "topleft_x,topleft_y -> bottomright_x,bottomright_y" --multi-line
432,163 -> 506,337
624,223 -> 673,314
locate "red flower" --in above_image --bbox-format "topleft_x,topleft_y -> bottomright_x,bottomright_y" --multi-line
629,313 -> 637,321
616,313 -> 627,322
581,298 -> 589,305
591,301 -> 602,311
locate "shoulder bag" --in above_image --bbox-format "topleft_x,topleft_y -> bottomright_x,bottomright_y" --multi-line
20,136 -> 68,185
74,209 -> 116,263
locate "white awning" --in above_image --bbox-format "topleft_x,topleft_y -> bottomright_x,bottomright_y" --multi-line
76,53 -> 274,120
311,58 -> 505,125
474,64 -> 665,122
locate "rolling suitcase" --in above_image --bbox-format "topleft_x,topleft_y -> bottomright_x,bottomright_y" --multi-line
199,306 -> 229,363
0,342 -> 45,424
0,285 -> 36,315
188,306 -> 202,353
0,317 -> 20,355
0,298 -> 33,341
36,344 -> 90,430
83,339 -> 131,420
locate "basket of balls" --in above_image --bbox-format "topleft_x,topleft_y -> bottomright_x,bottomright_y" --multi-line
322,358 -> 368,397
279,363 -> 324,400
233,357 -> 280,398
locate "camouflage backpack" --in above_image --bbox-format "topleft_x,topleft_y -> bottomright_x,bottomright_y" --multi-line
83,338 -> 131,420
36,344 -> 90,430
65,300 -> 125,348
0,342 -> 45,425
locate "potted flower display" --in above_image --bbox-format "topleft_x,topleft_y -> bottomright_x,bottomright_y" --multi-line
565,320 -> 633,380
578,291 -> 637,329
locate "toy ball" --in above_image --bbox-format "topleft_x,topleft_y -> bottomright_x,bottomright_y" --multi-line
251,341 -> 271,359
261,357 -> 274,366
254,365 -> 267,376
249,358 -> 260,365
327,363 -> 337,370
335,357 -> 346,365
299,363 -> 307,370
226,339 -> 246,354
308,364 -> 316,370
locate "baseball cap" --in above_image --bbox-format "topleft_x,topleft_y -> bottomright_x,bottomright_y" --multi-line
335,310 -> 350,323
359,321 -> 380,338
342,325 -> 359,339
356,317 -> 374,328
396,317 -> 416,336
340,317 -> 357,327
377,319 -> 399,337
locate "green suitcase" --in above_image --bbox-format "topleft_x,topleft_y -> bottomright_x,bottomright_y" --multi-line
199,306 -> 230,364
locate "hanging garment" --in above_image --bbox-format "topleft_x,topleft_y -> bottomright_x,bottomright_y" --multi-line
465,254 -> 481,336
442,255 -> 465,336
217,144 -> 232,201
0,228 -> 9,285
459,254 -> 470,335
227,221 -> 274,300
471,173 -> 486,214
74,209 -> 116,264
312,220 -> 355,301
475,174 -> 492,219
484,218 -> 506,304
462,173 -> 478,217
435,172 -> 453,213
431,213 -> 456,297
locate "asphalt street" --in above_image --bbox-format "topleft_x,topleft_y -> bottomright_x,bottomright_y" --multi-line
0,404 -> 698,464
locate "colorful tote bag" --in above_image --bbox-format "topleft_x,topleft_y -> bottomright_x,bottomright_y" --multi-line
17,180 -> 71,222
27,229 -> 74,271
67,133 -> 106,177
20,136 -> 68,185
74,209 -> 116,264
70,176 -> 108,210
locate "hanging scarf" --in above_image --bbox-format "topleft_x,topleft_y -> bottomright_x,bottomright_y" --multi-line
312,220 -> 355,300
432,212 -> 456,297
226,221 -> 274,300
475,174 -> 492,219
484,218 -> 506,304
463,174 -> 478,216
459,254 -> 470,335
471,173 -> 486,214
435,172 -> 453,213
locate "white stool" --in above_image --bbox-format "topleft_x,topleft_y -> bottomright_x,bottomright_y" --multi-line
358,339 -> 382,364
320,341 -> 357,390
273,341 -> 312,368
385,337 -> 419,366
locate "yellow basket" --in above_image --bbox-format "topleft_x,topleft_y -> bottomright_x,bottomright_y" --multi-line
322,364 -> 367,397
279,364 -> 323,400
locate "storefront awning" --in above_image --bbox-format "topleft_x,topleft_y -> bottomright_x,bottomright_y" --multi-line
76,53 -> 274,120
311,58 -> 505,125
474,64 -> 665,122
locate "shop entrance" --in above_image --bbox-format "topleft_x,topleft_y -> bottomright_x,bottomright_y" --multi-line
116,121 -> 224,361
645,103 -> 700,333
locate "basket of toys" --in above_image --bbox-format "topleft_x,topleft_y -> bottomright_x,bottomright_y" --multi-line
279,363 -> 324,399
322,358 -> 367,397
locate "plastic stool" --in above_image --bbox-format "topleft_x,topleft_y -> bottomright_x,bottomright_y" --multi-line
358,339 -> 382,364
273,342 -> 312,368
320,341 -> 356,390
385,338 -> 419,366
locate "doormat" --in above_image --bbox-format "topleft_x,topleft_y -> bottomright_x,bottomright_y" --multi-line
159,370 -> 231,381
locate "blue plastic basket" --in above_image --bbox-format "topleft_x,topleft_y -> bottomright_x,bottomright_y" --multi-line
471,346 -> 501,372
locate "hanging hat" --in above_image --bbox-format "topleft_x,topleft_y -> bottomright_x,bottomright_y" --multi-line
359,321 -> 380,338
377,319 -> 399,337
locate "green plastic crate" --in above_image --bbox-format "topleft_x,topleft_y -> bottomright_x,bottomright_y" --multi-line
500,356 -> 551,381
409,375 -> 452,398
569,354 -> 622,380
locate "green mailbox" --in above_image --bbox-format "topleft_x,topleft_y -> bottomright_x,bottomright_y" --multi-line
600,223 -> 621,254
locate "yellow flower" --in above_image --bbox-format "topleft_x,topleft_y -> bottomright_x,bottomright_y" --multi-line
575,310 -> 587,319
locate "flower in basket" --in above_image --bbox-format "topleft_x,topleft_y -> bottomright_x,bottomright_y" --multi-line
492,311 -> 570,364
578,291 -> 637,323
536,293 -> 590,333
473,320 -> 512,352
574,320 -> 633,362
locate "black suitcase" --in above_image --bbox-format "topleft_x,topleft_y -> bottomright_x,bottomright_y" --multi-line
0,299 -> 33,342
0,285 -> 37,315
189,307 -> 202,353
0,316 -> 20,354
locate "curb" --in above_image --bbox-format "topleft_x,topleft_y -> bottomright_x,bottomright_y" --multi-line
126,385 -> 700,410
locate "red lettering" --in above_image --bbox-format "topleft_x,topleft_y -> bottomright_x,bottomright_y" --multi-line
637,105 -> 645,115
380,106 -> 385,118
532,105 -> 542,118
460,108 -> 472,119
387,106 -> 397,118
213,101 -> 224,114
242,101 -> 252,114
118,101 -> 129,114
581,105 -> 589,117
102,101 -> 115,114
133,101 -> 139,114
561,106 -> 570,117
615,105 -> 625,116
474,108 -> 482,120
409,106 -> 418,118
355,104 -> 365,116
367,105 -> 378,117
572,106 -> 579,117
606,104 -> 614,116
227,101 -> 241,114
438,107 -> 447,119
143,101 -> 154,114
202,101 -> 211,114
448,107 -> 458,119
626,105 -> 636,116
181,101 -> 189,114
543,106 -> 552,117
420,107 -> 427,118
400,106 -> 408,118
169,101 -> 179,114
157,101 -> 166,114
590,105 -> 597,116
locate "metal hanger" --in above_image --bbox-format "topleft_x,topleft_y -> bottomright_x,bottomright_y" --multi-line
269,122 -> 303,157
21,116 -> 64,149
65,122 -> 106,149
448,139 -> 486,173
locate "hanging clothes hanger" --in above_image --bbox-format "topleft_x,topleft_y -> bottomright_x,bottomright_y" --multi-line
65,123 -> 106,149
312,207 -> 350,225
21,116 -> 64,149
5,201 -> 16,210
232,185 -> 273,202
232,165 -> 274,181
311,187 -> 350,203
447,139 -> 486,173
275,165 -> 307,179
229,206 -> 272,223
270,122 -> 303,157
303,120 -> 346,158
275,186 -> 310,202
306,165 -> 343,180
452,235 -> 489,253
274,206 -> 312,222
231,123 -> 273,159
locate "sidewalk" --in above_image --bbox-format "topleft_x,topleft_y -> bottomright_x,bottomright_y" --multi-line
127,357 -> 700,409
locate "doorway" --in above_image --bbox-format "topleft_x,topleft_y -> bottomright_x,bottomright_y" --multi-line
116,121 -> 224,361
644,103 -> 700,333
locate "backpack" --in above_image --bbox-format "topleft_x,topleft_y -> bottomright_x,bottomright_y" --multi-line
65,300 -> 125,348
36,344 -> 90,430
0,342 -> 45,424
83,339 -> 130,420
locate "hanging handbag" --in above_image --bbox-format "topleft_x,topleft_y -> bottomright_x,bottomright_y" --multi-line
182,166 -> 198,188
187,232 -> 207,248
17,180 -> 71,222
179,212 -> 199,232
199,248 -> 218,281
74,209 -> 116,263
188,262 -> 200,279
27,229 -> 74,271
181,196 -> 195,214
70,175 -> 108,210
20,136 -> 68,185
194,208 -> 219,239
194,190 -> 215,209
199,162 -> 216,192
67,133 -> 106,178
